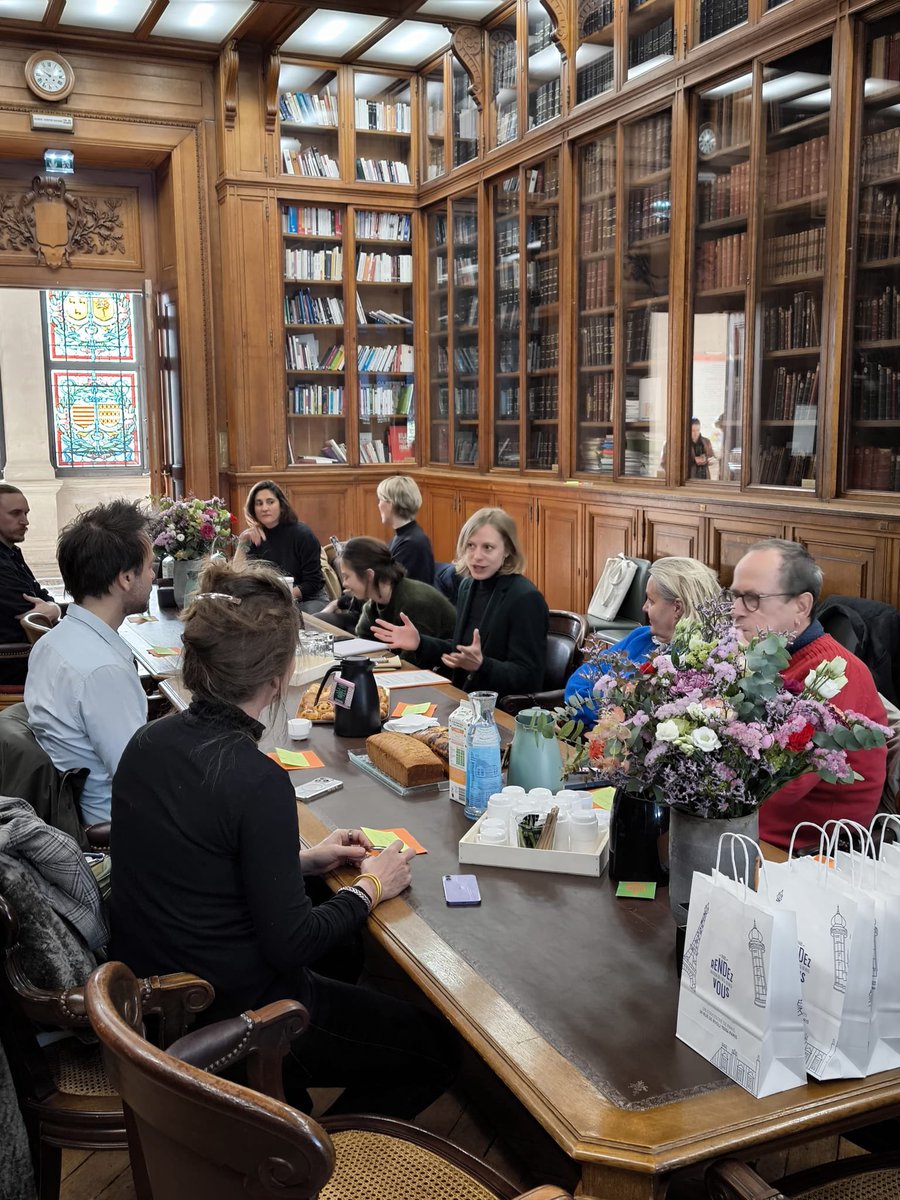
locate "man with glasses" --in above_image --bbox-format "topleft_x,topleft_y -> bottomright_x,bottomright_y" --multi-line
730,538 -> 887,847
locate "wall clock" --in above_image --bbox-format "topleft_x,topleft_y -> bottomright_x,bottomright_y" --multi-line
24,51 -> 75,102
698,122 -> 718,158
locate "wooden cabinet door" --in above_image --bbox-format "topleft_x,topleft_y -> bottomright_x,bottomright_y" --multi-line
788,525 -> 883,601
643,511 -> 704,561
584,505 -> 639,611
707,515 -> 786,587
425,486 -> 461,562
536,499 -> 583,612
491,492 -> 535,574
284,484 -> 348,545
355,482 -> 388,540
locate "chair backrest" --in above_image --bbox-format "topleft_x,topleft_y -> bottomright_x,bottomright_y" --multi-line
320,545 -> 342,601
543,611 -> 588,691
86,961 -> 335,1200
19,612 -> 54,645
0,703 -> 88,848
615,557 -> 651,625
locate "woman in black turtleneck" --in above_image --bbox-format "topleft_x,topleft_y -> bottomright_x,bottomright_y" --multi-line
372,507 -> 548,695
238,479 -> 327,613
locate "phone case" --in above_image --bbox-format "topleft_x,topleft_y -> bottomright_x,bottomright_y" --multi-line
442,874 -> 482,906
294,777 -> 344,801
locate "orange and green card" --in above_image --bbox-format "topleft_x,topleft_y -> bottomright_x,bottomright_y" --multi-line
267,748 -> 324,770
391,701 -> 437,718
147,645 -> 181,657
360,826 -> 428,855
590,787 -> 615,811
615,881 -> 657,900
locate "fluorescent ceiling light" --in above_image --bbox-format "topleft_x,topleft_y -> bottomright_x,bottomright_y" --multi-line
864,77 -> 900,98
760,71 -> 829,103
360,20 -> 451,66
576,43 -> 613,66
278,64 -> 338,94
418,0 -> 505,16
150,0 -> 253,42
703,72 -> 753,99
59,0 -> 152,31
282,11 -> 389,55
0,0 -> 48,17
782,87 -> 830,108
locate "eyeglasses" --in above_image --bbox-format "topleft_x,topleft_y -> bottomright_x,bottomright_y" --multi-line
725,589 -> 797,613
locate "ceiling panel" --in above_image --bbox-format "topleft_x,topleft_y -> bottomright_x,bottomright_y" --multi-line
0,0 -> 48,18
417,0 -> 506,18
282,10 -> 390,57
359,19 -> 451,66
59,0 -> 153,32
148,0 -> 255,43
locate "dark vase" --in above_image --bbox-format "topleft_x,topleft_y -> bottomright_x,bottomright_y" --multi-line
608,788 -> 670,884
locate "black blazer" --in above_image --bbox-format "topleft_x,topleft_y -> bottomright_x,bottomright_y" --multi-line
417,573 -> 548,696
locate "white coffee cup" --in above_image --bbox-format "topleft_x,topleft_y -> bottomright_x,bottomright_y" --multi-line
479,818 -> 509,846
288,717 -> 311,740
569,809 -> 598,852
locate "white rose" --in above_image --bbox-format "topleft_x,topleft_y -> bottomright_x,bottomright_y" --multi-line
691,726 -> 721,752
655,720 -> 680,743
176,532 -> 185,542
817,675 -> 848,700
828,657 -> 847,675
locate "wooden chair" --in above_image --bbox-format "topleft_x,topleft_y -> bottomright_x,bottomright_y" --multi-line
86,959 -> 572,1200
0,878 -> 213,1200
706,1153 -> 900,1200
498,610 -> 588,717
19,612 -> 55,645
0,641 -> 30,708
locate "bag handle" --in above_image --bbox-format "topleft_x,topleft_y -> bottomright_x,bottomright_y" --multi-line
871,813 -> 900,862
715,832 -> 769,899
824,818 -> 874,890
787,820 -> 830,866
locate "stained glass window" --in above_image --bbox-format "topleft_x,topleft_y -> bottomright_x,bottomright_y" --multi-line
42,289 -> 145,471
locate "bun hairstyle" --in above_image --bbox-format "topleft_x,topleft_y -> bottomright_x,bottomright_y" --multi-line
181,558 -> 300,705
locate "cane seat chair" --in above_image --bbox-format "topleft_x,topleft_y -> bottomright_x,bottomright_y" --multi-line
86,959 -> 572,1200
707,1153 -> 900,1200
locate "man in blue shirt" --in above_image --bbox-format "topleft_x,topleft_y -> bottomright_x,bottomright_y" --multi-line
0,484 -> 61,683
25,500 -> 153,827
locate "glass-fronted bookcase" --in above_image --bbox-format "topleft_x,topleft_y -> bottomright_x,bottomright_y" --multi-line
427,193 -> 479,467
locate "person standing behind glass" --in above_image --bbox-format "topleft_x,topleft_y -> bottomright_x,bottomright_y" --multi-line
376,476 -> 434,585
372,507 -> 548,696
689,417 -> 716,480
237,480 -> 328,613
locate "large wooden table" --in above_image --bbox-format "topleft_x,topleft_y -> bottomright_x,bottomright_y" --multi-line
156,633 -> 900,1200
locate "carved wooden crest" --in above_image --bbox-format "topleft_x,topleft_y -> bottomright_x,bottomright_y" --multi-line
542,0 -> 572,61
0,176 -> 126,270
452,26 -> 485,111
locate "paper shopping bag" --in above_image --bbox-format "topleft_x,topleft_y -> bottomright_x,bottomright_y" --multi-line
676,866 -> 806,1098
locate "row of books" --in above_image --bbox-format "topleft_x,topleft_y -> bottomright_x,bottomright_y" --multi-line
454,259 -> 478,287
288,384 -> 344,415
322,439 -> 348,463
862,128 -> 900,184
491,29 -> 516,90
284,290 -> 343,326
495,435 -> 520,468
583,257 -> 612,309
858,189 -> 900,262
358,304 -> 412,327
854,360 -> 900,419
286,337 -> 345,372
279,90 -> 338,127
282,206 -> 342,237
530,78 -> 561,127
628,184 -> 671,243
869,30 -> 900,81
583,375 -> 615,422
355,252 -> 413,283
579,200 -> 616,254
581,0 -> 613,35
282,145 -> 339,178
455,346 -> 479,373
456,296 -> 479,325
628,18 -> 674,71
497,302 -> 520,331
355,99 -> 411,133
697,161 -> 751,224
766,364 -> 820,420
361,426 -> 415,464
426,102 -> 444,136
580,433 -> 614,472
630,113 -> 672,174
765,136 -> 828,205
581,313 -> 615,366
763,291 -> 821,350
454,434 -> 479,464
576,54 -> 614,105
762,226 -> 826,279
533,260 -> 559,305
527,331 -> 559,370
355,211 -> 411,242
284,246 -> 343,281
454,386 -> 479,418
432,384 -> 449,417
357,344 -> 414,372
527,378 -> 559,418
582,137 -> 616,196
527,430 -> 558,470
497,383 -> 519,419
496,104 -> 518,146
700,92 -> 752,152
855,284 -> 900,341
495,261 -> 520,294
454,214 -> 478,246
695,231 -> 748,290
359,382 -> 414,419
529,18 -> 554,55
527,160 -> 560,197
528,213 -> 558,252
498,339 -> 519,373
355,159 -> 411,184
456,104 -> 479,147
848,445 -> 900,493
426,147 -> 445,180
756,445 -> 816,487
697,0 -> 748,44
625,308 -> 653,362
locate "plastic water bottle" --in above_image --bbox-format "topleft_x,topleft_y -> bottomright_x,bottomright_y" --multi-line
160,553 -> 175,582
464,691 -> 502,820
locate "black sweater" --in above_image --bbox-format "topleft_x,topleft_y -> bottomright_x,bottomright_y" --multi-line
246,521 -> 325,601
110,699 -> 367,1018
388,520 -> 434,586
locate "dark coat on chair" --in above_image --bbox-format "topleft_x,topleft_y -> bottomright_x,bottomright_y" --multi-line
0,704 -> 88,849
417,574 -> 548,696
816,595 -> 900,708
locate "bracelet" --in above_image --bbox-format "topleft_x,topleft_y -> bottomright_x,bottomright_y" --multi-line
355,872 -> 383,908
339,884 -> 373,913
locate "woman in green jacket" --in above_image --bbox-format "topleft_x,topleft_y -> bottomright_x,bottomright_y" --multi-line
372,507 -> 549,695
339,537 -> 456,665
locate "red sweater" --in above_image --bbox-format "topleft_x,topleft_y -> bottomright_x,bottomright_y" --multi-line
760,632 -> 888,849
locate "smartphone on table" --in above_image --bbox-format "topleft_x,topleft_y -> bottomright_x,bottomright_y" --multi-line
442,874 -> 482,907
294,777 -> 344,802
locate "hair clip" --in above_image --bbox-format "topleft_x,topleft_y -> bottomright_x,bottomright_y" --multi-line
193,592 -> 242,605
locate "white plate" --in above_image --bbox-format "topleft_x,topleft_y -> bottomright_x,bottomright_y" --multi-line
383,716 -> 440,734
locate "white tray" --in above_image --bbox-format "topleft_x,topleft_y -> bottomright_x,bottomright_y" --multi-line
459,814 -> 609,877
348,751 -> 450,798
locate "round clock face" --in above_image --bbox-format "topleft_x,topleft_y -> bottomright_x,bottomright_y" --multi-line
25,51 -> 74,101
34,59 -> 68,93
698,122 -> 718,158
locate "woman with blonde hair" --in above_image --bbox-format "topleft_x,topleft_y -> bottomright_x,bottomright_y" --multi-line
565,555 -> 721,726
376,474 -> 434,585
373,507 -> 548,695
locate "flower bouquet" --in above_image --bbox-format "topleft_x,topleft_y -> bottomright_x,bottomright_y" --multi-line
576,595 -> 888,819
148,496 -> 235,561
